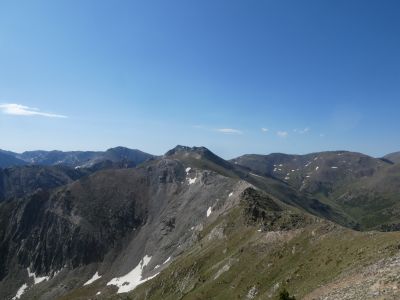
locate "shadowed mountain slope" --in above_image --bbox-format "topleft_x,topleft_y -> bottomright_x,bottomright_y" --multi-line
0,151 -> 26,168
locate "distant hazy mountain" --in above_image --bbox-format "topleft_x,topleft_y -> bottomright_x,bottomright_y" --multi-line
384,151 -> 400,164
0,146 -> 154,168
0,151 -> 26,168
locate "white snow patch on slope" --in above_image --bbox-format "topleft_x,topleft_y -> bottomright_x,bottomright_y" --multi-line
107,255 -> 158,294
27,267 -> 49,284
207,206 -> 212,217
186,167 -> 197,184
52,268 -> 62,277
331,166 -> 338,169
188,177 -> 197,184
84,271 -> 102,286
214,264 -> 231,280
250,172 -> 263,178
12,283 -> 28,300
163,256 -> 171,264
315,166 -> 319,171
228,192 -> 233,197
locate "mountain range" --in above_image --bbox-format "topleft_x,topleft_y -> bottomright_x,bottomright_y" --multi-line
0,147 -> 154,169
1,145 -> 400,300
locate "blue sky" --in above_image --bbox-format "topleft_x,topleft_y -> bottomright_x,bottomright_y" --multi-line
0,0 -> 399,158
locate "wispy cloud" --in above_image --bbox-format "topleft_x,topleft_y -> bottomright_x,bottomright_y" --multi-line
277,131 -> 288,138
0,103 -> 67,118
293,127 -> 310,134
261,127 -> 269,132
216,128 -> 243,135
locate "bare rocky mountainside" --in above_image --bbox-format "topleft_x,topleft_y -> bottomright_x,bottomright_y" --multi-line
1,146 -> 400,300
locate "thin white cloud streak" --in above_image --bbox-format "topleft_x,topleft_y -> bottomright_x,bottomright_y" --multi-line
261,128 -> 269,132
277,131 -> 288,138
0,103 -> 67,118
293,127 -> 310,134
216,128 -> 243,135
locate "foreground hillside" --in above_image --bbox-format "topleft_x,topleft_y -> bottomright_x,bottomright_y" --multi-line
1,146 -> 400,300
58,187 -> 400,300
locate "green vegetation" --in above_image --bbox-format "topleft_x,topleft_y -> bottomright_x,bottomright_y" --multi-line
57,186 -> 400,300
279,288 -> 296,300
123,194 -> 400,299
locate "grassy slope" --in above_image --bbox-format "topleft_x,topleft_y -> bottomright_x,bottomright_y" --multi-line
233,151 -> 400,231
125,208 -> 400,300
58,191 -> 400,300
327,163 -> 400,230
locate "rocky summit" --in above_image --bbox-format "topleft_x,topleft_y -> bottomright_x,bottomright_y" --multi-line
1,146 -> 400,300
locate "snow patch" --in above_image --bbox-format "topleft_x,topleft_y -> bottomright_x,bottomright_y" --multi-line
107,255 -> 158,294
331,166 -> 338,169
315,166 -> 319,171
250,172 -> 263,178
186,167 -> 197,184
214,264 -> 231,280
207,206 -> 212,217
12,283 -> 28,300
96,291 -> 101,295
84,271 -> 102,286
228,192 -> 233,197
188,177 -> 197,185
52,269 -> 62,277
27,268 -> 49,284
163,256 -> 171,264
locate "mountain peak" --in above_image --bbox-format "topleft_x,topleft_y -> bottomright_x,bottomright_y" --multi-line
164,145 -> 211,156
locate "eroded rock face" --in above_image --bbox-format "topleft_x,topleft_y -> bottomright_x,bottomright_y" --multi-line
0,156 -> 248,300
